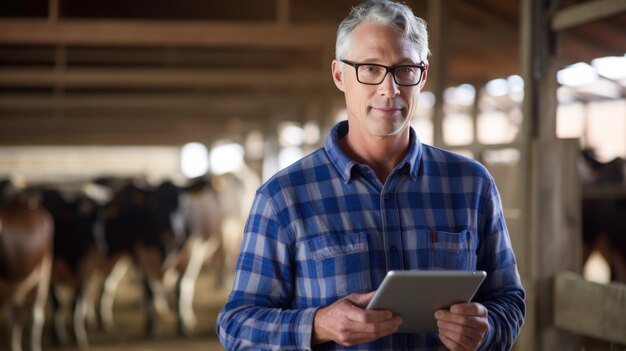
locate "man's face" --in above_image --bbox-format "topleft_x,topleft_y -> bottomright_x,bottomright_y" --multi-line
332,22 -> 428,139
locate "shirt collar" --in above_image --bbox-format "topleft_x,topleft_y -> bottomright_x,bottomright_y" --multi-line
324,120 -> 423,183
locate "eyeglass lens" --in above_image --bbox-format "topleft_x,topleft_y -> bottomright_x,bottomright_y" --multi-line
357,65 -> 422,85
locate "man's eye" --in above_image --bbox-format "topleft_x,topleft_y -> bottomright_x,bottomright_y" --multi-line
397,67 -> 415,74
362,66 -> 382,73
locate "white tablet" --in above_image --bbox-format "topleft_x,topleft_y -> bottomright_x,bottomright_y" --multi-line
366,270 -> 487,333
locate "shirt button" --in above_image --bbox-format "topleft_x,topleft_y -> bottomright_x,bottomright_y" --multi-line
390,246 -> 397,252
384,193 -> 390,200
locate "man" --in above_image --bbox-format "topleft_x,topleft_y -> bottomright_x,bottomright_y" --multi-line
217,0 -> 525,350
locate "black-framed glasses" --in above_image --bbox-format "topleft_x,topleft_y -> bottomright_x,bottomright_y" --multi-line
341,59 -> 426,86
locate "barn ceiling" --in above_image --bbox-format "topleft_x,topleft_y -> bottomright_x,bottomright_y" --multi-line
0,0 -> 624,146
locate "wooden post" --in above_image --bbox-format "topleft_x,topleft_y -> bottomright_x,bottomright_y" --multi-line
428,0 -> 448,148
518,0 -> 582,350
276,0 -> 290,25
48,0 -> 59,23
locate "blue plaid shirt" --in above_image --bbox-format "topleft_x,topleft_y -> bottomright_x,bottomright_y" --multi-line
217,121 -> 525,350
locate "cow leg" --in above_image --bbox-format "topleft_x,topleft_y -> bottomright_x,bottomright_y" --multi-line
11,325 -> 24,351
73,287 -> 89,350
210,238 -> 226,289
84,274 -> 102,330
142,278 -> 159,337
135,245 -> 168,337
221,215 -> 245,289
176,236 -> 208,335
51,285 -> 69,346
6,304 -> 24,351
50,256 -> 74,346
2,307 -> 10,350
72,249 -> 102,349
3,305 -> 19,351
99,255 -> 130,332
30,254 -> 51,351
142,277 -> 169,337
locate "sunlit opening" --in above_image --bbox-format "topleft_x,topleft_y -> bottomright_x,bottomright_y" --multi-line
278,146 -> 304,170
557,62 -> 598,87
413,118 -> 433,145
556,102 -> 585,139
591,56 -> 626,80
303,121 -> 321,145
444,84 -> 476,105
180,142 -> 209,178
478,110 -> 515,144
279,123 -> 304,147
586,100 -> 626,161
245,130 -> 264,160
419,91 -> 436,109
210,142 -> 244,175
575,79 -> 622,99
334,108 -> 348,123
485,78 -> 509,97
557,86 -> 577,104
443,113 -> 473,146
507,75 -> 524,93
483,148 -> 520,164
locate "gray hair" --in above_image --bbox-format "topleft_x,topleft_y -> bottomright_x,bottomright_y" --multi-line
335,0 -> 429,63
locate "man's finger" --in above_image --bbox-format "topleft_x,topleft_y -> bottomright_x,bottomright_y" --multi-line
437,319 -> 483,342
436,311 -> 485,328
439,333 -> 468,351
349,307 -> 396,324
450,302 -> 488,316
345,291 -> 376,307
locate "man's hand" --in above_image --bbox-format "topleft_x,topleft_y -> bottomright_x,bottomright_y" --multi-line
434,302 -> 489,351
312,291 -> 402,346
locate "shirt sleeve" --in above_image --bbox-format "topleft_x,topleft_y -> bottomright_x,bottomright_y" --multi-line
216,190 -> 316,351
475,177 -> 526,351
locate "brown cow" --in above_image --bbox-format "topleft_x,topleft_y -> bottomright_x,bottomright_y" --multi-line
581,149 -> 626,283
0,183 -> 54,351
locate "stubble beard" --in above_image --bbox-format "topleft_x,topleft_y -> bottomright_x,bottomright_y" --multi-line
366,109 -> 410,137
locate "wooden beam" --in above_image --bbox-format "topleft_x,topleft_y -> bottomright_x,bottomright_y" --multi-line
0,19 -> 336,48
0,46 -> 321,68
552,0 -> 626,32
554,272 -> 626,345
583,185 -> 626,199
0,115 -> 256,145
0,67 -> 329,89
560,35 -> 624,67
452,0 -> 517,27
0,93 -> 331,111
0,129 -> 222,146
449,46 -> 519,85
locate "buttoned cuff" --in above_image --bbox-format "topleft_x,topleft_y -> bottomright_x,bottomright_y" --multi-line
296,307 -> 321,351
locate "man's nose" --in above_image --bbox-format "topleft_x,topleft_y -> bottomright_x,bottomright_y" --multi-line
377,72 -> 400,96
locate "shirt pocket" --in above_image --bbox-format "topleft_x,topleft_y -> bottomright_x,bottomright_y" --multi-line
428,230 -> 478,270
306,232 -> 372,296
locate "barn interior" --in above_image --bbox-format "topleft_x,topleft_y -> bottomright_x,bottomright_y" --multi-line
1,0 -> 625,350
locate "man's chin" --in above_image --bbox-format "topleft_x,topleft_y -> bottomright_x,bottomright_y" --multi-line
366,123 -> 407,138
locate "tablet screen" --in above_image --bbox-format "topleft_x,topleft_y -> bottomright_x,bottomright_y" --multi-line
366,270 -> 487,333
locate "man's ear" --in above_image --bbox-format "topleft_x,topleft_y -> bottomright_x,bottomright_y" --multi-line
331,59 -> 346,92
